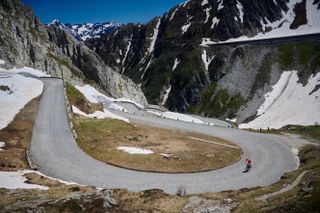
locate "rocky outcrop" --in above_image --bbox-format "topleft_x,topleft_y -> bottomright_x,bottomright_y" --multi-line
86,0 -> 320,122
1,189 -> 117,212
0,0 -> 147,106
181,196 -> 237,213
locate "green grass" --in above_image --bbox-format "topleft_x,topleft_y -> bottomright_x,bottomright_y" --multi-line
282,125 -> 320,143
65,82 -> 102,114
278,41 -> 320,71
248,125 -> 320,143
278,44 -> 294,70
192,84 -> 245,118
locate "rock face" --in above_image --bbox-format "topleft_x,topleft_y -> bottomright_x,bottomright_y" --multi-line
48,19 -> 122,41
86,0 -> 320,122
0,0 -> 147,106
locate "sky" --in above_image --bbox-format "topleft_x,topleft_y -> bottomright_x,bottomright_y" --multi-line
22,0 -> 186,24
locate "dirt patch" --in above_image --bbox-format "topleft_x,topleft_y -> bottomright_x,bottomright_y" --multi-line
0,96 -> 41,171
110,189 -> 187,212
74,118 -> 242,173
0,85 -> 10,92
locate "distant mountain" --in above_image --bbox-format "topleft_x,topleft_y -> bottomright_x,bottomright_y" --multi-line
48,19 -> 122,41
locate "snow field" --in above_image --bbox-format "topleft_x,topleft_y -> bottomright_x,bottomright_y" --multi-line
0,170 -> 49,190
240,71 -> 320,129
0,72 -> 44,130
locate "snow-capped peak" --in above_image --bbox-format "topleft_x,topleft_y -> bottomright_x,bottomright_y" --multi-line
48,20 -> 123,41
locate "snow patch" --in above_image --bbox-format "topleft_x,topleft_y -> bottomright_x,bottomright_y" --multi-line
172,58 -> 180,71
0,170 -> 48,190
122,35 -> 133,73
218,0 -> 224,10
72,105 -> 130,123
200,38 -> 216,47
75,85 -> 113,104
201,50 -> 215,71
0,60 -> 5,65
0,72 -> 43,130
204,7 -> 212,23
117,146 -> 154,155
211,17 -> 220,29
239,71 -> 320,129
0,141 -> 5,151
148,18 -> 161,54
170,7 -> 179,21
161,85 -> 172,106
181,21 -> 192,34
8,67 -> 50,77
236,0 -> 244,23
201,0 -> 209,6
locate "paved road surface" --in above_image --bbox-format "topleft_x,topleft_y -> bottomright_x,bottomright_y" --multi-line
30,79 -> 299,194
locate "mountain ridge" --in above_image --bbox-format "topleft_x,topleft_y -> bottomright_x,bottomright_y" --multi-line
48,19 -> 123,41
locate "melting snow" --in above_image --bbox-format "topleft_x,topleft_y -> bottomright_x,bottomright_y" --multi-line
11,67 -> 50,77
239,71 -> 320,129
122,35 -> 133,73
201,50 -> 215,71
0,71 -> 43,130
117,146 -> 154,155
236,0 -> 244,23
75,84 -> 113,104
72,105 -> 130,123
161,85 -> 172,106
148,18 -> 161,54
211,17 -> 220,29
0,170 -> 48,190
172,58 -> 180,71
218,0 -> 224,10
170,7 -> 179,21
201,0 -> 209,6
200,38 -> 216,47
141,57 -> 153,80
181,21 -> 192,34
204,7 -> 212,23
0,141 -> 5,151
206,0 -> 320,44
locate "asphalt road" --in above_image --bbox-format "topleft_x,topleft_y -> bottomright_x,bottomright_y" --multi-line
30,79 -> 299,194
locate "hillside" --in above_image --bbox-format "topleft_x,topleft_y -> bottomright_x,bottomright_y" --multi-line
86,0 -> 320,126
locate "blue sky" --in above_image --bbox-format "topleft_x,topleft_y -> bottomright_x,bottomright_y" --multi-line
22,0 -> 186,24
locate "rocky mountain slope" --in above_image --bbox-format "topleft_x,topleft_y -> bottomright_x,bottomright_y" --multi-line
86,0 -> 320,124
0,0 -> 147,106
48,19 -> 122,41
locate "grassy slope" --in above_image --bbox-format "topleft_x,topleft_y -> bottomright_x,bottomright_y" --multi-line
65,82 -> 102,114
